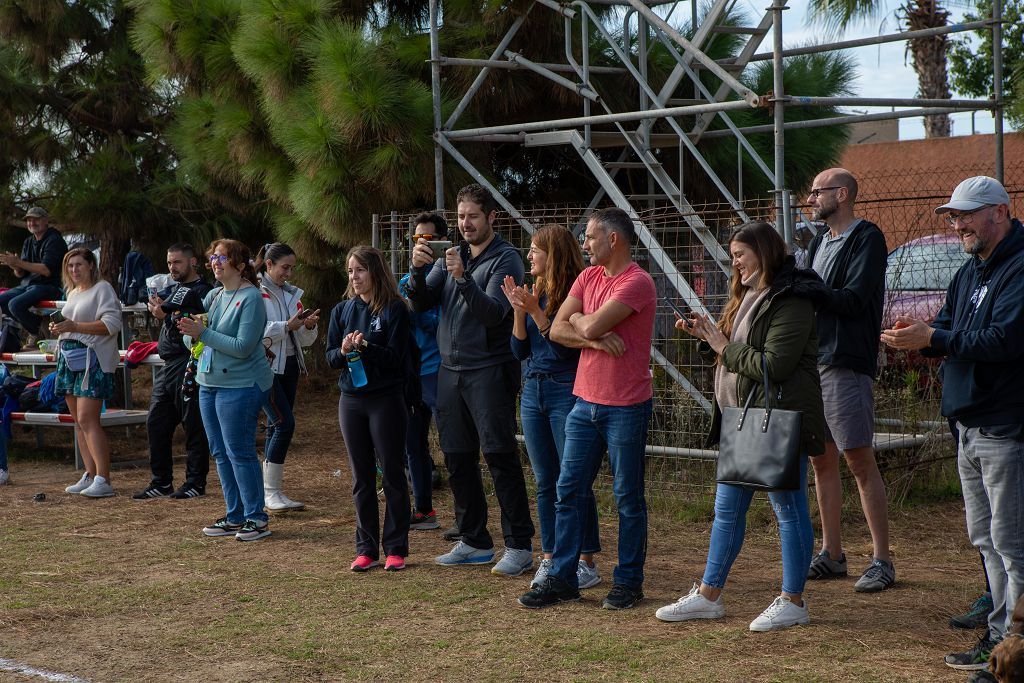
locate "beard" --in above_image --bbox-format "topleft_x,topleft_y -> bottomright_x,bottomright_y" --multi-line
812,203 -> 836,222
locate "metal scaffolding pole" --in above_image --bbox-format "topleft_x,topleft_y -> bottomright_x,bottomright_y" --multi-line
993,0 -> 1005,182
429,0 -> 443,209
771,0 -> 788,237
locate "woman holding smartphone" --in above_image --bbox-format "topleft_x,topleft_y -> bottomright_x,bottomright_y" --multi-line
52,248 -> 122,497
501,224 -> 602,590
327,246 -> 411,572
179,239 -> 274,542
256,242 -> 319,512
656,222 -> 825,631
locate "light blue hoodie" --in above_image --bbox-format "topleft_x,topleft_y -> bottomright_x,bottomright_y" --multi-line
194,285 -> 273,392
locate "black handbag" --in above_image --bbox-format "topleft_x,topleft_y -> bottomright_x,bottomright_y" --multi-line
716,356 -> 803,491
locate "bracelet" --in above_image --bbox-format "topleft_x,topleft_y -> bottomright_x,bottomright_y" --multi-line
538,322 -> 552,337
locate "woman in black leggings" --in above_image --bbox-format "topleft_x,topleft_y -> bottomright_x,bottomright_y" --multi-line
326,246 -> 411,572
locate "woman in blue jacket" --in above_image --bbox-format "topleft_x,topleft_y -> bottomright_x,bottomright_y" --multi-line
327,246 -> 412,572
179,239 -> 273,542
501,224 -> 601,590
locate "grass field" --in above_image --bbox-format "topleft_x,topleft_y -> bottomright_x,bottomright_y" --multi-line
0,385 -> 986,682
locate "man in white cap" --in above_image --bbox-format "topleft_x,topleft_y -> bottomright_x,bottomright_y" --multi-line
0,207 -> 68,350
882,176 -> 1024,679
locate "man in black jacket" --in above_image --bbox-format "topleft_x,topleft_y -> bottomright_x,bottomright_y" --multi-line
0,207 -> 68,349
883,176 -> 1024,676
408,185 -> 535,577
132,243 -> 213,500
804,168 -> 895,593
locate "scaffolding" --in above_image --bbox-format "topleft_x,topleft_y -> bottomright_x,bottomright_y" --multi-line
424,0 -> 1006,410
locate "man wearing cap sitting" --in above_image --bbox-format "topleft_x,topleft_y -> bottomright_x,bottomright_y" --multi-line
881,176 -> 1024,679
0,207 -> 69,349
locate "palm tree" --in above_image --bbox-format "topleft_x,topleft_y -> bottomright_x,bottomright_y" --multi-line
807,0 -> 953,138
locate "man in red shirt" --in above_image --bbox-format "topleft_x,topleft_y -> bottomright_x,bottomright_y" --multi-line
518,207 -> 656,611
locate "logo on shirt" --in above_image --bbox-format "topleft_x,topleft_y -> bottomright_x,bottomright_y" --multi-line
370,315 -> 382,333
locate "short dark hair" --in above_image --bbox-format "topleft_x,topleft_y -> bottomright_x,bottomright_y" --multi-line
456,184 -> 498,215
590,207 -> 636,244
413,212 -> 448,237
167,243 -> 196,259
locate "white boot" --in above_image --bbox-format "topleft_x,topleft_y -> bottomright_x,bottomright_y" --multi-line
263,460 -> 305,512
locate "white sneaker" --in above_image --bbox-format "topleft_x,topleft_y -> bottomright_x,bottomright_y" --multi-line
0,468 -> 8,485
749,596 -> 810,632
65,473 -> 94,494
80,475 -> 116,498
531,558 -> 553,588
577,560 -> 602,589
655,583 -> 726,622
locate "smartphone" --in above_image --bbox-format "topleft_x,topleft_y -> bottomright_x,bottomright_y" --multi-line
297,308 -> 315,320
50,310 -> 65,324
664,298 -> 694,327
426,240 -> 452,259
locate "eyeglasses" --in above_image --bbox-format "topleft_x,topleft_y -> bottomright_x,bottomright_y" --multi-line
808,186 -> 842,198
209,254 -> 230,265
944,205 -> 990,228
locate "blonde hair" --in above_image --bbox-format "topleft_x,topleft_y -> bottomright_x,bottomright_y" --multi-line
62,248 -> 99,294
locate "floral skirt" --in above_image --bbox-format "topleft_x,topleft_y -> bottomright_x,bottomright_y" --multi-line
55,340 -> 115,400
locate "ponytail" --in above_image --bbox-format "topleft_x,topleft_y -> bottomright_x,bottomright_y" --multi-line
255,242 -> 296,276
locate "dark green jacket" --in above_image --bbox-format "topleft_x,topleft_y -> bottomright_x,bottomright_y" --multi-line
703,259 -> 828,457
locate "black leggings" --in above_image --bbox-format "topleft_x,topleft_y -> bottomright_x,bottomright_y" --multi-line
338,390 -> 410,558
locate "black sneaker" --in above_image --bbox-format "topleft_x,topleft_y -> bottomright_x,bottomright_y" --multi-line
170,483 -> 205,499
235,520 -> 271,542
967,670 -> 997,682
517,576 -> 581,609
132,482 -> 173,500
602,584 -> 644,610
945,633 -> 999,670
442,526 -> 463,542
203,517 -> 243,537
807,549 -> 848,580
854,557 -> 896,593
950,593 -> 994,630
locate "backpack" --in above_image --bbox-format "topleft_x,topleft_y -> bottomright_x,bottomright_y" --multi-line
119,251 -> 156,305
340,299 -> 422,412
0,316 -> 22,353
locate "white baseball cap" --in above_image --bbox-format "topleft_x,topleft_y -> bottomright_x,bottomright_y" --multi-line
935,176 -> 1010,214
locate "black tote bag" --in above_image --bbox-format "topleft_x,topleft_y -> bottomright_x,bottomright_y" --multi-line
716,356 -> 802,491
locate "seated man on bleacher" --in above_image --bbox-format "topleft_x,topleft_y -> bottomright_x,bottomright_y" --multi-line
0,207 -> 69,350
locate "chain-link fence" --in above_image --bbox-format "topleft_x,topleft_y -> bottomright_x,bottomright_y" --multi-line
372,162 -> 1023,494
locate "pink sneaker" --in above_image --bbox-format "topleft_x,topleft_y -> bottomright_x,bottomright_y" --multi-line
350,555 -> 380,572
385,555 -> 406,572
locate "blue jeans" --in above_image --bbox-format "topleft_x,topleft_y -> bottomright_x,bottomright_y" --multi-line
263,356 -> 300,465
551,398 -> 652,590
406,372 -> 438,513
0,433 -> 7,471
521,375 -> 600,555
0,284 -> 64,335
958,423 -> 1024,638
702,456 -> 813,596
199,384 -> 269,524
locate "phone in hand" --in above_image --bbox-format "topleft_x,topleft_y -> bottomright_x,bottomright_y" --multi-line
426,240 -> 452,260
50,310 -> 65,324
665,298 -> 694,327
297,308 -> 315,320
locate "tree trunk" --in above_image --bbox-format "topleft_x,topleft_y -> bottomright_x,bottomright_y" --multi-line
99,230 -> 128,290
904,0 -> 952,138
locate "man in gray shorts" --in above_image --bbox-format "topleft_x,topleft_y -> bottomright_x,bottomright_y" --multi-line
804,167 -> 894,593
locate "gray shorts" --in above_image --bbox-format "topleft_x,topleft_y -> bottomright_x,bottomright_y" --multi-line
818,365 -> 875,451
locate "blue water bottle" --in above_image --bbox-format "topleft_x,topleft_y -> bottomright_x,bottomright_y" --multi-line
346,349 -> 368,388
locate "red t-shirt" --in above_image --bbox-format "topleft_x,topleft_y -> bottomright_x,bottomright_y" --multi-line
569,262 -> 656,406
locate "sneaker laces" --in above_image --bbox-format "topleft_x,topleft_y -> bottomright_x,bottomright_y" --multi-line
674,583 -> 702,605
761,596 -> 790,620
861,559 -> 888,581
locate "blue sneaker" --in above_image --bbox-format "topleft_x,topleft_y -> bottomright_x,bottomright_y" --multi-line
577,560 -> 602,589
435,541 -> 495,566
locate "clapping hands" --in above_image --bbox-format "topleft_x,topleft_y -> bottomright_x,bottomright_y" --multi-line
500,276 -> 541,316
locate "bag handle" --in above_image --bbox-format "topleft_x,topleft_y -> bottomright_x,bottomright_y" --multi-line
735,354 -> 774,432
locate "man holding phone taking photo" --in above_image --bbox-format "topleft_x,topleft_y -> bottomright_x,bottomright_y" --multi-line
133,243 -> 213,500
406,185 -> 536,577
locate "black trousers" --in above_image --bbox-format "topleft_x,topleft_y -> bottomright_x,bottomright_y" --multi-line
147,357 -> 210,487
436,363 -> 535,551
338,390 -> 410,558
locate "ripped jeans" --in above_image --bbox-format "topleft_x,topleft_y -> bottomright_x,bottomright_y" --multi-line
702,455 -> 813,596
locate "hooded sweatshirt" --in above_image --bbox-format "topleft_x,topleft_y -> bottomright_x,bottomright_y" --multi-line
924,218 -> 1024,427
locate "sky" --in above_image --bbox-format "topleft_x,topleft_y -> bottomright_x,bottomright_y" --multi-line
754,0 -> 1009,139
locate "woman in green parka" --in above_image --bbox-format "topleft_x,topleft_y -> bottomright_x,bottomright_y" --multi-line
655,221 -> 827,632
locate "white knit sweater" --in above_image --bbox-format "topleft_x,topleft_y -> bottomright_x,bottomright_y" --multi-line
58,280 -> 123,374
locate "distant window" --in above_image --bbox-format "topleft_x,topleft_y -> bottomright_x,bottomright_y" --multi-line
886,241 -> 969,291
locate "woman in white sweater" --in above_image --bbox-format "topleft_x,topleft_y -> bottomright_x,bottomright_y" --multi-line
256,243 -> 319,511
49,248 -> 123,498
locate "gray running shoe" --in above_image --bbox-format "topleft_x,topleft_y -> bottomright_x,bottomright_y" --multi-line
531,558 -> 553,588
807,549 -> 848,580
950,593 -> 993,630
435,541 -> 494,566
854,557 -> 896,593
491,547 -> 533,577
577,560 -> 602,589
